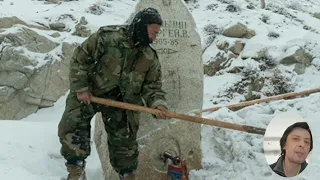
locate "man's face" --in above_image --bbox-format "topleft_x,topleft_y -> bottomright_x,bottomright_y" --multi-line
285,127 -> 311,164
147,24 -> 161,42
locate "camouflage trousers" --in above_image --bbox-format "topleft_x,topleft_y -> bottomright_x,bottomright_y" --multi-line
58,90 -> 139,174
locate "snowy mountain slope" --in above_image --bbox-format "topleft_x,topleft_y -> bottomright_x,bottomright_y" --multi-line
1,0 -> 320,179
189,0 -> 320,179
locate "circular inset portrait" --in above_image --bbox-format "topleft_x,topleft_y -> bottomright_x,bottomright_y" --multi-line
263,111 -> 313,177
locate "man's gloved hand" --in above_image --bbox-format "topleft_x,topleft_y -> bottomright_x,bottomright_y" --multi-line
155,105 -> 171,120
76,91 -> 92,104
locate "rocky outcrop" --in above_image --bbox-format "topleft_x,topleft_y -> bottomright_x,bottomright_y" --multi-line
280,48 -> 313,75
72,16 -> 91,37
49,22 -> 66,31
204,52 -> 235,76
0,16 -> 48,30
314,12 -> 320,19
0,21 -> 78,119
0,16 -> 27,29
280,48 -> 313,66
222,23 -> 256,39
229,41 -> 245,55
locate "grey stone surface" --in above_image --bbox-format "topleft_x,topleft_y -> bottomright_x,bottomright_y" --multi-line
0,47 -> 35,75
44,0 -> 60,4
1,27 -> 58,53
229,41 -> 245,55
49,22 -> 66,31
241,47 -> 267,60
0,86 -> 16,103
94,0 -> 203,179
314,12 -> 320,19
40,51 -> 72,107
0,27 -> 76,119
244,29 -> 256,39
0,16 -> 27,29
50,32 -> 61,38
293,63 -> 306,75
0,71 -> 28,89
222,22 -> 248,38
0,92 -> 27,120
222,22 -> 256,39
216,41 -> 229,51
72,16 -> 91,37
280,48 -> 313,66
204,52 -> 230,76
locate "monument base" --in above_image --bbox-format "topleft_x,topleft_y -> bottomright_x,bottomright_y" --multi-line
94,113 -> 202,180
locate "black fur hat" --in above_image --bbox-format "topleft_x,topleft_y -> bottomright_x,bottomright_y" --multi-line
129,8 -> 163,47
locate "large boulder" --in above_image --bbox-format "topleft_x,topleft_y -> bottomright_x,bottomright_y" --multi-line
229,41 -> 245,55
280,48 -> 313,66
280,47 -> 313,75
0,16 -> 49,30
72,16 -> 91,37
222,22 -> 256,39
223,23 -> 247,38
0,16 -> 27,29
0,26 -> 77,119
204,52 -> 235,76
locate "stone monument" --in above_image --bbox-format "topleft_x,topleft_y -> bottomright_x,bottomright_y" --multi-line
94,0 -> 203,179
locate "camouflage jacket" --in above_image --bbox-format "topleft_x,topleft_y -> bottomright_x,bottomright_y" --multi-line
69,25 -> 167,109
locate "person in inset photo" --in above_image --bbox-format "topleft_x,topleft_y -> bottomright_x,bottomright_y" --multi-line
269,122 -> 313,177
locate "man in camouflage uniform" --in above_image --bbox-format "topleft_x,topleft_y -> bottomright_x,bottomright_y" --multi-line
58,8 -> 169,180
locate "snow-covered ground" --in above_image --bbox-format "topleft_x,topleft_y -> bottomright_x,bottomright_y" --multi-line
1,0 -> 320,179
0,92 -> 104,180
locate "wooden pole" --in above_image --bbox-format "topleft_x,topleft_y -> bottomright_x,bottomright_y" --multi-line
182,159 -> 189,180
201,88 -> 320,113
90,96 -> 265,135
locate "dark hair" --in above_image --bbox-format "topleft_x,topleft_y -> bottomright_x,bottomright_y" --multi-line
279,122 -> 313,156
128,7 -> 163,47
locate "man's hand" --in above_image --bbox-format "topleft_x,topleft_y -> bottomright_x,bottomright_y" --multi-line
76,91 -> 92,104
155,105 -> 170,120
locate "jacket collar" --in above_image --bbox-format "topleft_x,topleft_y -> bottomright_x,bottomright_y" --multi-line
271,155 -> 308,177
